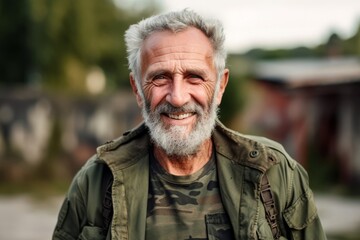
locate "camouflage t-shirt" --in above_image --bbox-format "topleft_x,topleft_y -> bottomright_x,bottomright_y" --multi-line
146,151 -> 234,240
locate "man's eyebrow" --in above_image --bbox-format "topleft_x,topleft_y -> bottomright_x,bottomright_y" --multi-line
145,67 -> 210,80
185,68 -> 208,77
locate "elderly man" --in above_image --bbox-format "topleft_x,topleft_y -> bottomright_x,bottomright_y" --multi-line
53,9 -> 326,240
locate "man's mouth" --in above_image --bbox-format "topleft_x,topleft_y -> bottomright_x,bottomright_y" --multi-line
166,112 -> 195,120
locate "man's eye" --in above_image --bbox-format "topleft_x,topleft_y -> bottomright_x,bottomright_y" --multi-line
154,74 -> 167,80
153,74 -> 168,80
152,75 -> 168,85
188,74 -> 203,83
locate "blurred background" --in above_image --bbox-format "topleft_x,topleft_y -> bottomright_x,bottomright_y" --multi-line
1,0 -> 360,239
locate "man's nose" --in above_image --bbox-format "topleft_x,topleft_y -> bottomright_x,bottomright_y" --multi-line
166,78 -> 190,107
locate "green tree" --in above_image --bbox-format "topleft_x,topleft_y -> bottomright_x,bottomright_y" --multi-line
219,55 -> 250,125
343,22 -> 360,56
28,0 -> 157,92
0,0 -> 157,91
0,0 -> 31,86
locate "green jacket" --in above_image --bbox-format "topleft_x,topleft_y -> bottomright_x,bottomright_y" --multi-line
53,120 -> 326,240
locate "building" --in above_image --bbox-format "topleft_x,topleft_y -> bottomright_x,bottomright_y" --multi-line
242,57 -> 360,187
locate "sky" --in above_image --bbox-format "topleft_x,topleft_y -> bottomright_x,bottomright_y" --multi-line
155,0 -> 360,53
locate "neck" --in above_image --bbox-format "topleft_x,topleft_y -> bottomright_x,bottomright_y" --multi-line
153,139 -> 213,176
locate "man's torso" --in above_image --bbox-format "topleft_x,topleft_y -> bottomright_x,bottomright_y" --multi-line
146,151 -> 234,240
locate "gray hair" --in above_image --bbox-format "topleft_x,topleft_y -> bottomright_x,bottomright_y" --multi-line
124,9 -> 227,91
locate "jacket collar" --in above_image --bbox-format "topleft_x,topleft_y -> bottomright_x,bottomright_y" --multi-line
96,120 -> 279,173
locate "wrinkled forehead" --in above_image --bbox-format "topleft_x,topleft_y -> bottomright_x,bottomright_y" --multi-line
140,27 -> 214,70
142,28 -> 214,57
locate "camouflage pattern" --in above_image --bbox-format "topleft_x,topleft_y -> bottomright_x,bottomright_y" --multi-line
146,152 -> 234,240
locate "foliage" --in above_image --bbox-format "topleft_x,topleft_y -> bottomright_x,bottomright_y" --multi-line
0,0 -> 158,92
0,1 -> 31,86
242,22 -> 360,60
244,46 -> 317,60
219,55 -> 251,125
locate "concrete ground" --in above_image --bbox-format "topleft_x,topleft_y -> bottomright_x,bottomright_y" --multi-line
0,195 -> 61,240
0,193 -> 359,240
315,194 -> 360,239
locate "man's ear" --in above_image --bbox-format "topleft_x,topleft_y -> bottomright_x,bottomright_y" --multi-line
130,73 -> 143,107
215,69 -> 229,105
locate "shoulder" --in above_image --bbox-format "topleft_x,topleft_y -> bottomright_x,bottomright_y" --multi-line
68,155 -> 108,199
95,122 -> 150,168
68,122 -> 149,199
71,123 -> 149,190
243,134 -> 297,170
96,122 -> 148,155
213,120 -> 297,172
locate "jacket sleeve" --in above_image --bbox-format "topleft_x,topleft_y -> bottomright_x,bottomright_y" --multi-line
52,158 -> 108,240
270,149 -> 327,240
52,172 -> 87,240
281,161 -> 327,239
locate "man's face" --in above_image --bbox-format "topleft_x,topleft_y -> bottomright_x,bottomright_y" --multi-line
130,27 -> 228,156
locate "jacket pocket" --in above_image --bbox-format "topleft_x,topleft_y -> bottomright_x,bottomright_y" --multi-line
205,213 -> 235,240
78,226 -> 105,240
283,190 -> 317,238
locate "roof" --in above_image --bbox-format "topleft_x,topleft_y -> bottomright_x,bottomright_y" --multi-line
253,57 -> 360,88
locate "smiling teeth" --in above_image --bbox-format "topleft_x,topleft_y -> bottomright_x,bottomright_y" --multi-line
168,113 -> 192,120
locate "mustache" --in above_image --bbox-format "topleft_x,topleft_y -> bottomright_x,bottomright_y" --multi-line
148,102 -> 205,116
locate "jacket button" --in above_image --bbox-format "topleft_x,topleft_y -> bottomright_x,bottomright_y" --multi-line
249,150 -> 259,158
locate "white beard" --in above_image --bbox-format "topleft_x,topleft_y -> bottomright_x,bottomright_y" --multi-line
141,99 -> 218,157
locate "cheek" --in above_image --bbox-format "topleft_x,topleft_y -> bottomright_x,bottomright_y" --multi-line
143,85 -> 167,110
142,84 -> 152,101
194,83 -> 216,107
